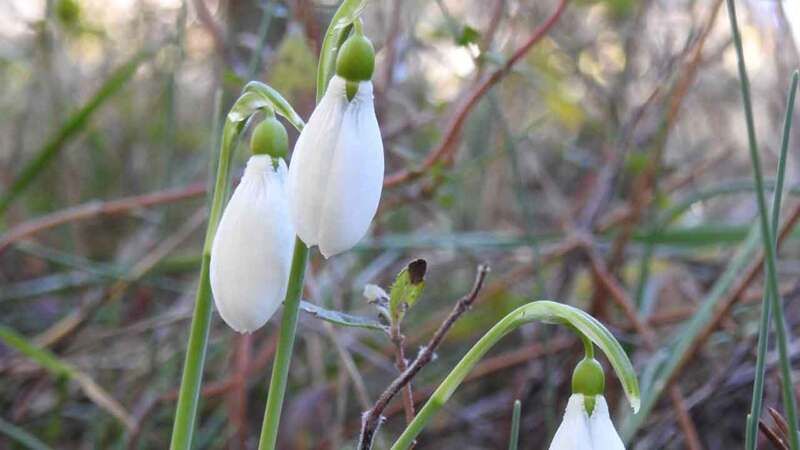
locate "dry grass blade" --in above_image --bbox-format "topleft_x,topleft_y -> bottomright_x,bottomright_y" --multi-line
0,326 -> 136,431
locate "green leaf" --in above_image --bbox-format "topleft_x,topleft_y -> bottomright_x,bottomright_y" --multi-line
299,300 -> 387,332
241,81 -> 305,132
316,0 -> 370,101
390,300 -> 640,449
0,52 -> 148,216
389,259 -> 427,323
456,25 -> 481,46
269,27 -> 318,102
0,417 -> 53,450
0,326 -> 135,431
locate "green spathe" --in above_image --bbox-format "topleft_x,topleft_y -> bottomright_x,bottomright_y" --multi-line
250,116 -> 289,159
572,357 -> 605,414
336,33 -> 375,82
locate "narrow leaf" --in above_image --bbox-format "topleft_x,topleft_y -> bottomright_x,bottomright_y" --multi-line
299,300 -> 387,332
316,0 -> 369,100
0,52 -> 148,216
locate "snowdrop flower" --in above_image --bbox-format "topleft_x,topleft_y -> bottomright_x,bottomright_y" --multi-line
549,394 -> 625,450
210,118 -> 294,333
549,358 -> 625,450
287,30 -> 383,258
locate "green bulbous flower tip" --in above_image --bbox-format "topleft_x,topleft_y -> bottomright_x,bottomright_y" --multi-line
571,357 -> 605,397
335,33 -> 375,82
250,117 -> 288,159
56,0 -> 80,25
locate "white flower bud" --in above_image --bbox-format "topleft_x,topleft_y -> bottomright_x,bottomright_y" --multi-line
549,394 -> 625,450
363,284 -> 389,303
210,156 -> 295,333
287,75 -> 384,258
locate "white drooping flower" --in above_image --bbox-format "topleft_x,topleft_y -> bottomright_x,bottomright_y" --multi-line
287,74 -> 384,258
548,394 -> 625,450
210,156 -> 295,333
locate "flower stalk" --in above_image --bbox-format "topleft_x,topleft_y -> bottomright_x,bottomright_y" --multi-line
255,2 -> 371,448
390,301 -> 639,450
170,84 -> 303,449
257,238 -> 309,450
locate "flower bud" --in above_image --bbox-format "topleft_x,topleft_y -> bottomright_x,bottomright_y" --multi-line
210,156 -> 295,333
572,357 -> 605,397
250,116 -> 289,159
572,357 -> 605,416
335,32 -> 375,82
287,75 -> 383,258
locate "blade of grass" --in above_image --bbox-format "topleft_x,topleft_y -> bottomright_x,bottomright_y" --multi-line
0,326 -> 135,431
0,52 -> 148,217
726,1 -> 799,448
247,0 -> 277,79
0,417 -> 54,450
508,399 -> 521,450
746,71 -> 799,450
621,223 -> 762,438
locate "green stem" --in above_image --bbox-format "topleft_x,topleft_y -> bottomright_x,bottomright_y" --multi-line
390,301 -> 639,449
254,2 -> 368,445
580,332 -> 595,359
726,1 -> 800,448
508,400 -> 521,450
257,238 -> 309,450
746,71 -> 799,450
170,120 -> 241,450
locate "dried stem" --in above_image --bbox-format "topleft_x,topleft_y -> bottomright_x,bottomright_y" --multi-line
389,320 -> 416,426
383,0 -> 568,188
357,264 -> 491,450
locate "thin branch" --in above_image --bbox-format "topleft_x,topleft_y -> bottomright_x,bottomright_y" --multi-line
389,319 -> 415,427
383,0 -> 568,188
357,264 -> 491,450
665,201 -> 800,388
0,182 -> 206,254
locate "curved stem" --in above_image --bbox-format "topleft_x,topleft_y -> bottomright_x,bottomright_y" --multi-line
257,239 -> 309,450
170,82 -> 304,449
581,333 -> 595,359
170,120 -> 242,450
390,301 -> 639,449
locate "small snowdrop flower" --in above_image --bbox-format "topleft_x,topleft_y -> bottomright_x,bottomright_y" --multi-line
287,28 -> 383,258
549,358 -> 625,450
210,117 -> 294,333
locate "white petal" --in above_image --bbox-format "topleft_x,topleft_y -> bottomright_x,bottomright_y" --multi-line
588,396 -> 625,450
287,76 -> 384,258
287,76 -> 349,249
363,284 -> 389,302
317,79 -> 384,257
210,157 -> 295,333
549,394 -> 593,450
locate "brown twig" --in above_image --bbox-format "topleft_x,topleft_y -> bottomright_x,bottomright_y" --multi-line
760,407 -> 793,450
383,0 -> 568,188
665,202 -> 800,389
0,182 -> 206,255
33,208 -> 207,349
228,334 -> 252,449
389,317 -> 416,427
357,264 -> 491,450
379,0 -> 404,90
193,0 -> 243,73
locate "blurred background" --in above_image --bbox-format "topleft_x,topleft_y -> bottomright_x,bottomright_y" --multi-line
2,0 -> 800,448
